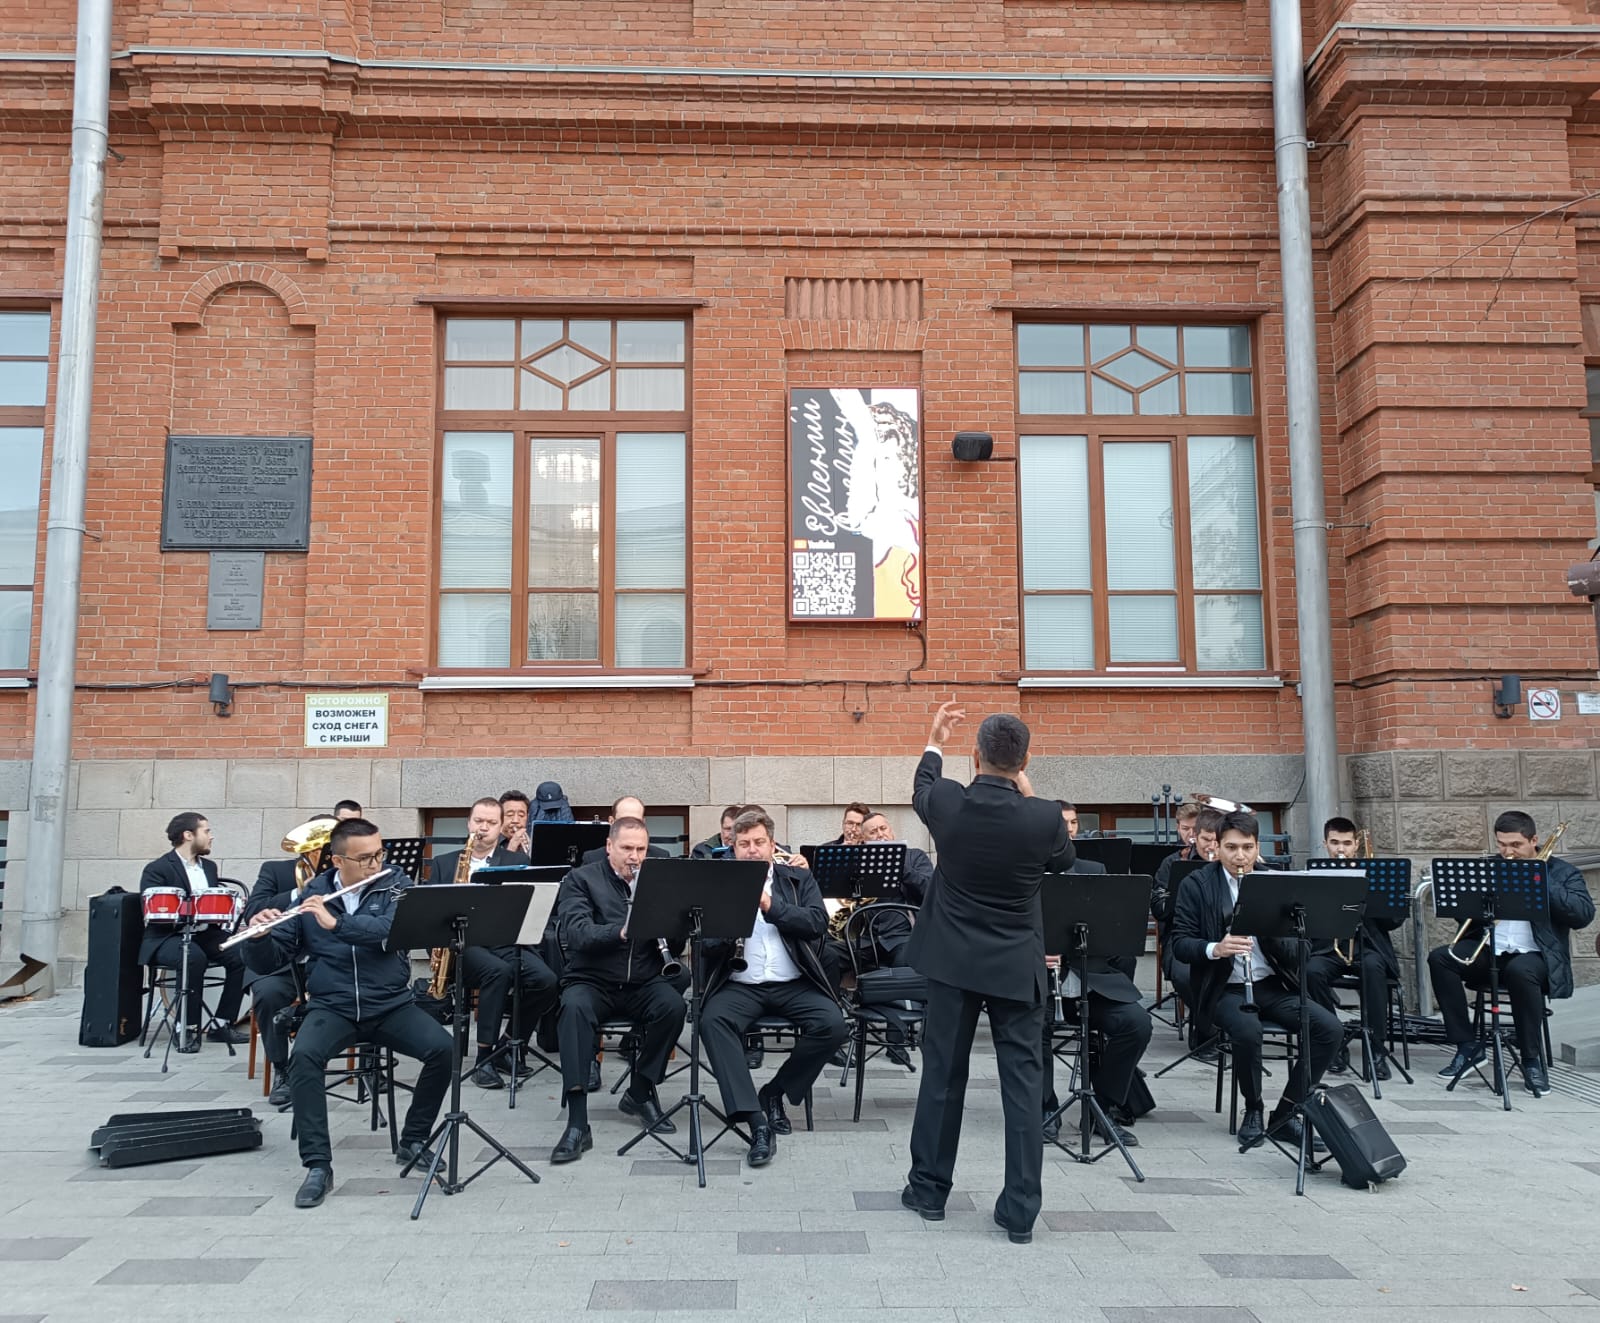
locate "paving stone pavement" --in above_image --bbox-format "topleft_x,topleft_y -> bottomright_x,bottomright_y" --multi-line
3,989 -> 1600,1323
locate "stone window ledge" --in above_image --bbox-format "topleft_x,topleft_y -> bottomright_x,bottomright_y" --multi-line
1018,675 -> 1283,690
418,673 -> 693,692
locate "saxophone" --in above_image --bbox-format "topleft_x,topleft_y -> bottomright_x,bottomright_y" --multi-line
427,830 -> 478,998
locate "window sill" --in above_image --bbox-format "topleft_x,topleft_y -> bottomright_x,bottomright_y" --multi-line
1018,674 -> 1283,690
0,677 -> 30,689
418,673 -> 694,692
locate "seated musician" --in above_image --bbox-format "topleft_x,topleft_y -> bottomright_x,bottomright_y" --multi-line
825,803 -> 874,847
333,799 -> 364,820
1153,807 -> 1220,1053
241,818 -> 454,1209
1302,817 -> 1402,1080
426,796 -> 557,1090
1169,810 -> 1343,1149
819,811 -> 929,981
1040,800 -> 1152,1144
498,789 -> 532,856
1428,810 -> 1595,1096
138,812 -> 247,1052
692,804 -> 744,858
245,814 -> 337,1107
699,810 -> 847,1168
580,796 -> 671,865
549,817 -> 689,1164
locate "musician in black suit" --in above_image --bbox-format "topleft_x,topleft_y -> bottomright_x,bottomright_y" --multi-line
244,816 -> 337,1106
426,796 -> 557,1089
1170,810 -> 1343,1149
1428,810 -> 1595,1096
1040,804 -> 1153,1145
901,703 -> 1072,1245
137,813 -> 247,1050
580,795 -> 671,866
698,810 -> 847,1167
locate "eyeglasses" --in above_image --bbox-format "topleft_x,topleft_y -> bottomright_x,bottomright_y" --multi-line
336,849 -> 387,868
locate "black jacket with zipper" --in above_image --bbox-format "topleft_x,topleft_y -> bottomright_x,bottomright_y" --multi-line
699,862 -> 837,1004
556,858 -> 674,987
241,869 -> 416,1022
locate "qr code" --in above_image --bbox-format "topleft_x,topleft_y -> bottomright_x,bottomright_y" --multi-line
793,551 -> 857,615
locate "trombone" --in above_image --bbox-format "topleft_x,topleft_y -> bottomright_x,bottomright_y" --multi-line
1445,821 -> 1569,965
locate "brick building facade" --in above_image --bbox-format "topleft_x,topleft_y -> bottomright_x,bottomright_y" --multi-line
2,0 -> 1599,983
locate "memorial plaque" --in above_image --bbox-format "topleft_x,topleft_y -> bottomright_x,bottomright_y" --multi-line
206,551 -> 264,630
161,434 -> 313,551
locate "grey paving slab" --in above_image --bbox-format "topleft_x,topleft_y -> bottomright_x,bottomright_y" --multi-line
0,1237 -> 87,1260
1569,1280 -> 1600,1299
1574,1162 -> 1600,1177
1201,1255 -> 1354,1280
1103,1312 -> 1259,1323
738,1231 -> 869,1255
68,1163 -> 202,1182
1383,1122 -> 1458,1135
334,1178 -> 414,1196
805,1118 -> 889,1131
588,1279 -> 737,1309
629,1159 -> 741,1176
120,1090 -> 225,1102
334,1134 -> 395,1150
128,1196 -> 270,1217
1120,1178 -> 1241,1196
1393,1099 -> 1488,1111
1043,1211 -> 1174,1233
853,1190 -> 977,1212
0,1315 -> 46,1323
96,1257 -> 264,1285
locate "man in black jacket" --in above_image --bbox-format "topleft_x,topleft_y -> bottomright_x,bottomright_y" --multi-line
138,812 -> 247,1049
901,702 -> 1072,1245
1170,810 -> 1343,1150
241,818 -> 454,1209
1428,810 -> 1595,1095
549,817 -> 689,1163
426,796 -> 557,1089
698,809 -> 846,1167
691,804 -> 743,858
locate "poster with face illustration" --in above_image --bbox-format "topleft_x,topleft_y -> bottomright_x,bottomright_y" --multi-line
787,387 -> 923,621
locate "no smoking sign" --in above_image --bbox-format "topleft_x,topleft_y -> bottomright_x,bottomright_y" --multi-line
1528,688 -> 1562,721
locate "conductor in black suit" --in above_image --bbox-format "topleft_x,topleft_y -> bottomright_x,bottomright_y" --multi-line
901,702 -> 1072,1245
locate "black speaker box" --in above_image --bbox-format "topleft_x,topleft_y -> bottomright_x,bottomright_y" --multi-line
79,887 -> 145,1047
952,431 -> 994,462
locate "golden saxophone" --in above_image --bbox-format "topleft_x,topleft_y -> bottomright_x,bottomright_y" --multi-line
1446,821 -> 1569,966
428,830 -> 478,998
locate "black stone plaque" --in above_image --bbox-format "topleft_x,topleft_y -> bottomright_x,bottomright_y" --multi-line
206,552 -> 264,630
161,435 -> 312,551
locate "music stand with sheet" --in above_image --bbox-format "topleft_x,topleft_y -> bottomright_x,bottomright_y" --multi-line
1430,857 -> 1549,1109
1041,873 -> 1153,1181
528,821 -> 610,868
1071,838 -> 1134,874
1229,870 -> 1366,1195
386,883 -> 542,1219
807,842 -> 908,899
613,858 -> 766,1187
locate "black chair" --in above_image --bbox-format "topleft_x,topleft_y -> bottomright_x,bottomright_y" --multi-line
1468,988 -> 1554,1086
1327,967 -> 1413,1083
837,902 -> 928,1123
1217,1022 -> 1294,1136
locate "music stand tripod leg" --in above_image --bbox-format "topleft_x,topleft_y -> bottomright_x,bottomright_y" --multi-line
1053,933 -> 1143,1181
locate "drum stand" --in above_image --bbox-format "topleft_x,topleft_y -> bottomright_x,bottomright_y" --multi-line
142,917 -> 239,1074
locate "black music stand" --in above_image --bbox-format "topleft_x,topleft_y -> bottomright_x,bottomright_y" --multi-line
1305,857 -> 1414,1096
1072,838 -> 1134,874
613,859 -> 766,1187
387,883 -> 542,1220
1041,873 -> 1152,1181
465,868 -> 563,1107
1431,857 -> 1548,1111
381,837 -> 429,880
1129,842 -> 1177,880
808,842 -> 908,900
1230,870 -> 1366,1195
529,821 -> 610,868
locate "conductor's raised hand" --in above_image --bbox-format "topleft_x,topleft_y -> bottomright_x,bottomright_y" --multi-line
927,700 -> 966,749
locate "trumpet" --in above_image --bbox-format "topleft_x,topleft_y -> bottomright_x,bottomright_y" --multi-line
1446,821 -> 1569,966
219,871 -> 391,949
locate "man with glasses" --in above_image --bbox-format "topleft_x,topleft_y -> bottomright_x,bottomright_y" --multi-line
242,818 -> 454,1208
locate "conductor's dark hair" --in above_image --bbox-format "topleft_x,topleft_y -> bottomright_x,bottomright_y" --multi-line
975,712 -> 1030,774
166,811 -> 207,846
1493,810 -> 1538,840
1196,807 -> 1225,836
499,789 -> 530,810
732,809 -> 776,840
333,799 -> 364,816
1217,809 -> 1260,842
1323,816 -> 1358,838
609,815 -> 649,841
329,818 -> 382,856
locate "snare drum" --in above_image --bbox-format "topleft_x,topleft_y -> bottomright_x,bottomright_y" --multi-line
142,887 -> 188,924
192,891 -> 241,930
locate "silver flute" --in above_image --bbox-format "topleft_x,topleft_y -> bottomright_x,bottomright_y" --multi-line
219,870 -> 391,949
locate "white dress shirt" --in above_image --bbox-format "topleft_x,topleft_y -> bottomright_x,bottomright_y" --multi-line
1207,868 -> 1275,985
180,854 -> 210,893
732,867 -> 803,986
1493,918 -> 1538,956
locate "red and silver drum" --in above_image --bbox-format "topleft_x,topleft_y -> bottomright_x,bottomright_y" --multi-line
191,891 -> 241,929
142,887 -> 188,924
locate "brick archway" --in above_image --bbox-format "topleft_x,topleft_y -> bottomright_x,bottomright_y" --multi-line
171,263 -> 316,329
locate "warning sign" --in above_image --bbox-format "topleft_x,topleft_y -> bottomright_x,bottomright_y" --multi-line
1528,688 -> 1562,721
305,693 -> 389,748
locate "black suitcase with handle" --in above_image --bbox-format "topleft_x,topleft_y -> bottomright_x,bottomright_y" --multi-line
1303,1082 -> 1406,1189
79,887 -> 145,1047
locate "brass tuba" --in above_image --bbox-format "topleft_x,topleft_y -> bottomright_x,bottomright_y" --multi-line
282,816 -> 337,891
428,830 -> 478,999
1446,821 -> 1569,965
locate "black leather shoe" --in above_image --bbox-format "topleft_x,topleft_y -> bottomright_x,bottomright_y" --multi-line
395,1140 -> 439,1170
746,1121 -> 777,1167
173,1038 -> 201,1054
1267,1108 -> 1327,1153
619,1091 -> 677,1134
829,1045 -> 851,1068
550,1126 -> 593,1164
1091,1111 -> 1140,1148
745,1043 -> 765,1070
1192,1042 -> 1220,1066
1326,1045 -> 1350,1075
268,1070 -> 292,1109
207,1024 -> 248,1045
759,1088 -> 792,1136
1041,1109 -> 1061,1143
993,1208 -> 1032,1245
1438,1043 -> 1485,1077
1108,1102 -> 1137,1129
294,1165 -> 333,1209
471,1061 -> 505,1090
900,1185 -> 944,1221
511,1049 -> 536,1080
1237,1105 -> 1266,1149
1523,1060 -> 1550,1096
887,1044 -> 914,1068
1372,1055 -> 1392,1082
585,1058 -> 602,1092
